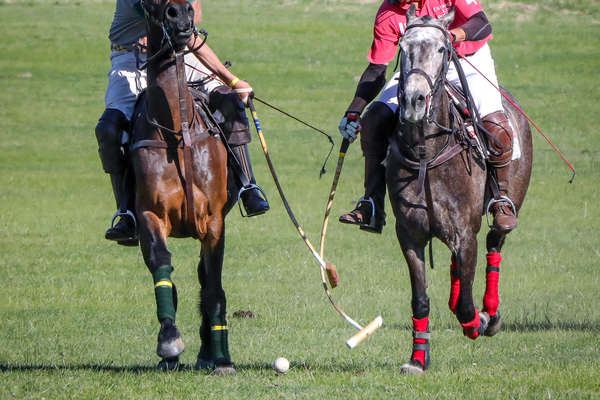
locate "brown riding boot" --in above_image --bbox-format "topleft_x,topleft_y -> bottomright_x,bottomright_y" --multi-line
483,111 -> 517,232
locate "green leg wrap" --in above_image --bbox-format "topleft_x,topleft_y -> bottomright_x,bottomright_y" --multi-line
209,313 -> 231,363
153,265 -> 176,322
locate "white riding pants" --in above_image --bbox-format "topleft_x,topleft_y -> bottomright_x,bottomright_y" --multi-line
104,49 -> 222,121
377,43 -> 504,118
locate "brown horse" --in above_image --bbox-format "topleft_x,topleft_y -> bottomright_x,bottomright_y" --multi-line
129,0 -> 236,374
385,9 -> 532,373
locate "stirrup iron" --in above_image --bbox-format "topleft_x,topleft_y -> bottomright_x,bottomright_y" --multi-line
485,196 -> 516,229
237,184 -> 269,217
109,209 -> 137,232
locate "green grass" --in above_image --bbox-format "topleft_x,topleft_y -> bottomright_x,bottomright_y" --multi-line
1,0 -> 599,398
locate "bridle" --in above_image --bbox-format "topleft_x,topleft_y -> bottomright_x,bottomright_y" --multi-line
138,0 -> 207,70
399,23 -> 453,124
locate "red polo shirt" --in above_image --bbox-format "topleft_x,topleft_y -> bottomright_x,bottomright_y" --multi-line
367,0 -> 492,64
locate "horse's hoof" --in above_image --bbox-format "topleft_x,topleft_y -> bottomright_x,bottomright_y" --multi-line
478,311 -> 490,336
213,364 -> 236,376
157,319 -> 185,358
194,357 -> 215,371
484,311 -> 502,337
400,360 -> 425,375
157,356 -> 181,371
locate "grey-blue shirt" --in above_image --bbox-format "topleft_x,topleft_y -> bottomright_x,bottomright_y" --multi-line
108,0 -> 145,46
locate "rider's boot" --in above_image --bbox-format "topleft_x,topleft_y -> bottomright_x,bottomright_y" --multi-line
232,144 -> 269,217
483,111 -> 517,233
95,108 -> 137,243
105,171 -> 137,244
339,102 -> 393,234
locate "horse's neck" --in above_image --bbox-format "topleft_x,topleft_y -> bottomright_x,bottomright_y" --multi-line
146,56 -> 195,134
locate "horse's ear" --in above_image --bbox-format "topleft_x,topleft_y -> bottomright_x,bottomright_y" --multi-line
439,7 -> 455,29
407,4 -> 417,23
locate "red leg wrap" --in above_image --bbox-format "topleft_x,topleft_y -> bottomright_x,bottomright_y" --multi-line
461,309 -> 481,339
411,316 -> 429,367
483,252 -> 502,316
448,259 -> 460,314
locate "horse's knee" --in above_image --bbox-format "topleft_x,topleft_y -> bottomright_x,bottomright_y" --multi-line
95,108 -> 128,174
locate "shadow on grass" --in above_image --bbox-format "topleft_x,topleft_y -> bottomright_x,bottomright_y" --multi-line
0,361 -> 389,374
0,363 -> 267,374
386,319 -> 600,333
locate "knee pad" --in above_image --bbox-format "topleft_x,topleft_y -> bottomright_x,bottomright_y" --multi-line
482,111 -> 513,167
95,109 -> 128,173
208,85 -> 251,145
360,102 -> 396,158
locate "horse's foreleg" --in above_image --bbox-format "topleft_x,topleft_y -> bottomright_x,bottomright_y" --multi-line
448,254 -> 460,314
397,234 -> 430,374
455,238 -> 489,340
482,229 -> 506,336
138,211 -> 184,367
196,221 -> 234,374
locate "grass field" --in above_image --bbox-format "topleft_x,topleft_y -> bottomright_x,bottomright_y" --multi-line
1,0 -> 599,398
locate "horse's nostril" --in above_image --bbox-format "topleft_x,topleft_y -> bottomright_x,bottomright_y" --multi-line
166,6 -> 177,19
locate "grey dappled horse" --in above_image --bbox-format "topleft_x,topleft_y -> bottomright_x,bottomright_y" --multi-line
386,7 -> 532,373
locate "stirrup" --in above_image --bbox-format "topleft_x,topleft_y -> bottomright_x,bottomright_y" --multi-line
357,197 -> 385,233
109,209 -> 137,233
357,196 -> 376,224
237,184 -> 269,217
485,196 -> 516,229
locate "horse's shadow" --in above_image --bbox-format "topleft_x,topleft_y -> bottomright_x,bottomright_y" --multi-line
386,319 -> 600,333
0,361 -> 384,374
0,362 -> 266,374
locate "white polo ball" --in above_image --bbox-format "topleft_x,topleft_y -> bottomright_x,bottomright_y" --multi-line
273,357 -> 289,374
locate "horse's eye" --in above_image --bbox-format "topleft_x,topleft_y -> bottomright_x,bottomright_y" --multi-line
438,46 -> 445,53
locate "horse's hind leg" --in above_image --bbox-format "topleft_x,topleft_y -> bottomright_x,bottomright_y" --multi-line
482,229 -> 507,336
138,212 -> 184,369
454,235 -> 490,340
195,226 -> 235,375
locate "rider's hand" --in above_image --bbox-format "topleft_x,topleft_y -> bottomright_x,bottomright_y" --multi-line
338,112 -> 361,143
230,78 -> 253,106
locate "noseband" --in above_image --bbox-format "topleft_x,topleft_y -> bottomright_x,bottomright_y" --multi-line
399,23 -> 453,122
138,0 -> 206,69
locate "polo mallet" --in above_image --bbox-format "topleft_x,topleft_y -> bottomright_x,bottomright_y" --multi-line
319,139 -> 352,288
247,98 -> 382,348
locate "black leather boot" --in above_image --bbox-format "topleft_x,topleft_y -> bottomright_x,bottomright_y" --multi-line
105,171 -> 138,245
232,144 -> 269,217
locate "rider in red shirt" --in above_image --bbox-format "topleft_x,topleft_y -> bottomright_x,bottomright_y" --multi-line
338,0 -> 517,234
